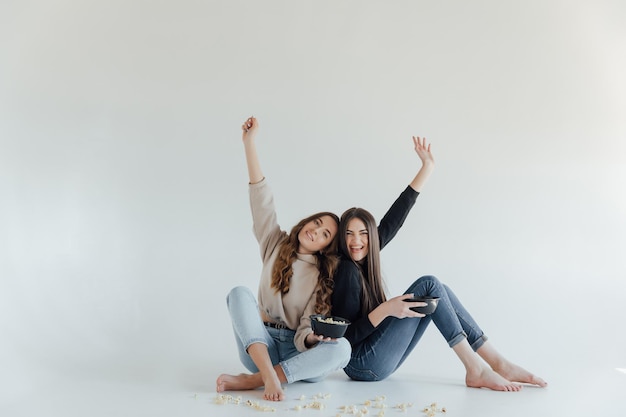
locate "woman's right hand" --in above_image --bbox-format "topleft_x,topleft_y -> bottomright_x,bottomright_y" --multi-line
242,116 -> 259,142
367,293 -> 426,327
385,294 -> 427,319
241,116 -> 264,184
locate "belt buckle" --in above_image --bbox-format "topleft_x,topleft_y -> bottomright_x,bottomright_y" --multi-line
265,321 -> 287,329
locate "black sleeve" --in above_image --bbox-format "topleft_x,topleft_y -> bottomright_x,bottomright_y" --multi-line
331,259 -> 376,347
377,186 -> 419,250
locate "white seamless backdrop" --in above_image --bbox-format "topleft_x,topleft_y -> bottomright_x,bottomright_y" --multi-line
1,0 -> 625,412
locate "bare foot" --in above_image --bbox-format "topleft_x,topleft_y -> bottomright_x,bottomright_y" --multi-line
261,373 -> 285,401
215,372 -> 285,402
466,367 -> 522,392
216,373 -> 259,392
493,361 -> 547,387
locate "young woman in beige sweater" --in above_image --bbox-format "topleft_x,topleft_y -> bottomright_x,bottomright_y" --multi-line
216,117 -> 350,401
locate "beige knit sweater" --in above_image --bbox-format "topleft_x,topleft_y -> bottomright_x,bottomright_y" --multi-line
250,179 -> 317,352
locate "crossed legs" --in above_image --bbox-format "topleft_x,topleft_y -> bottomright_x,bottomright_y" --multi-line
216,343 -> 287,401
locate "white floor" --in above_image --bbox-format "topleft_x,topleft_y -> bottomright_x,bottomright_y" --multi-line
3,348 -> 625,417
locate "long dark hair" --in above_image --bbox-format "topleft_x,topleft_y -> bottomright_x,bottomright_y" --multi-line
339,207 -> 386,316
271,211 -> 340,315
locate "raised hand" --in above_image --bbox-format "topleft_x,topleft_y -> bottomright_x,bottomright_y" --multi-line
408,136 -> 435,192
240,116 -> 263,184
241,116 -> 259,142
412,136 -> 435,167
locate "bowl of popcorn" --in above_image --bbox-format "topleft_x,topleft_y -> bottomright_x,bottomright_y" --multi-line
310,314 -> 350,338
404,296 -> 440,315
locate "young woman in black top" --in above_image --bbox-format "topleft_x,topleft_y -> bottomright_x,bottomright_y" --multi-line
331,136 -> 546,391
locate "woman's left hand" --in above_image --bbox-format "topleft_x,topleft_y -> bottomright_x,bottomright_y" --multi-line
305,332 -> 335,347
413,136 -> 434,167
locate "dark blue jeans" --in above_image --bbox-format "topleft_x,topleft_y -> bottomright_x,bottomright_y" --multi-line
344,275 -> 488,381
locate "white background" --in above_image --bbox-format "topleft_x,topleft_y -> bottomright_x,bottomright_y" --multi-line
1,0 -> 625,413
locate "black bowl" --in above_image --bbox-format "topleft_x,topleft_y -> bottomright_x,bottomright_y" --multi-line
310,314 -> 350,338
404,296 -> 440,315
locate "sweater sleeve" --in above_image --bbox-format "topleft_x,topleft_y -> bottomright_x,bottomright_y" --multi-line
293,296 -> 317,352
249,179 -> 287,263
377,186 -> 419,250
331,259 -> 376,347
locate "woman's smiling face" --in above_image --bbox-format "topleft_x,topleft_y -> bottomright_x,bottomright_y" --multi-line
344,217 -> 369,262
297,215 -> 338,254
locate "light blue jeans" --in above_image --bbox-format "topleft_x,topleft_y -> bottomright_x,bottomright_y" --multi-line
226,286 -> 351,384
345,275 -> 488,381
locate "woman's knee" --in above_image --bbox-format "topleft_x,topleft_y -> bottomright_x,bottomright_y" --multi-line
410,275 -> 443,292
226,285 -> 254,304
331,338 -> 352,367
419,274 -> 440,285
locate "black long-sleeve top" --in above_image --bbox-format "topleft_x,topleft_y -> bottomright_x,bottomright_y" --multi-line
331,186 -> 419,348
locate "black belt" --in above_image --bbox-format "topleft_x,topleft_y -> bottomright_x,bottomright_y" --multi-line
264,321 -> 289,329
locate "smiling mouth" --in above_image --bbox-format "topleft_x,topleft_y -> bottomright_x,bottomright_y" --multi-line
307,231 -> 313,241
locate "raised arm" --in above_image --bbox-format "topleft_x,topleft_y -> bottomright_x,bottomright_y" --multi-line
408,136 -> 435,192
241,116 -> 264,184
377,136 -> 435,249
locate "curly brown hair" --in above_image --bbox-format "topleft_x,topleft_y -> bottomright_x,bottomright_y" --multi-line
271,211 -> 340,315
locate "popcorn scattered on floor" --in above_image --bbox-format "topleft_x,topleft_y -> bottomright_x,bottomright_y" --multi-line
393,402 -> 413,412
212,392 -> 446,415
245,399 -> 277,412
214,393 -> 243,405
422,402 -> 447,416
